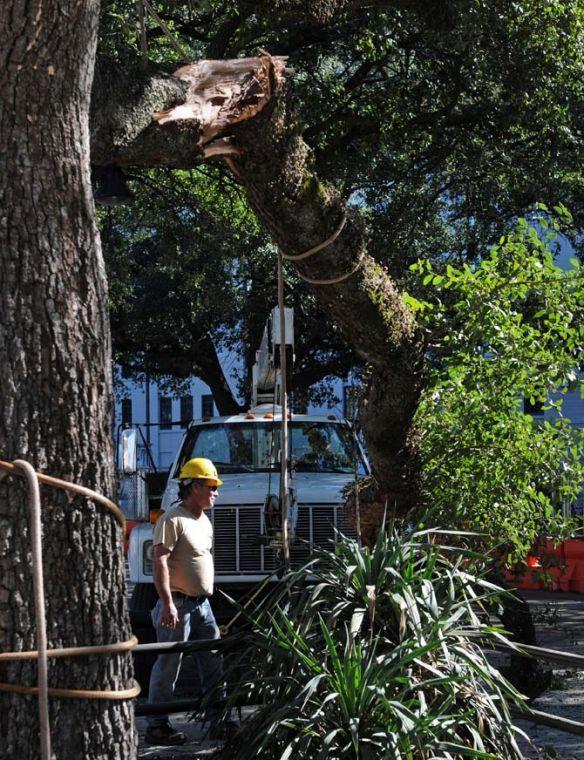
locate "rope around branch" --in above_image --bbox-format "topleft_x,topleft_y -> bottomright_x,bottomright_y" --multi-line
0,681 -> 141,700
280,214 -> 346,262
0,635 -> 139,661
278,212 -> 365,285
0,633 -> 141,700
294,251 -> 365,286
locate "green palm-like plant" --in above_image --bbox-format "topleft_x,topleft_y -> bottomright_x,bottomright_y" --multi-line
216,528 -> 526,759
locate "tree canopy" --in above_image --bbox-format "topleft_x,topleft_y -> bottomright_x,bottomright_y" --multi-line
93,0 -> 583,514
101,168 -> 356,412
411,209 -> 583,559
98,0 -> 583,251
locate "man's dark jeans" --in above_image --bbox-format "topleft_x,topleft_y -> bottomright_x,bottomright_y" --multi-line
147,594 -> 222,726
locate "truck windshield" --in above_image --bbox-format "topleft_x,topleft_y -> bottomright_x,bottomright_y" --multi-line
175,421 -> 365,475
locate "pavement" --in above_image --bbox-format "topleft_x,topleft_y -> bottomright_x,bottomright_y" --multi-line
513,591 -> 584,759
136,718 -> 227,759
135,590 -> 584,759
137,724 -> 219,759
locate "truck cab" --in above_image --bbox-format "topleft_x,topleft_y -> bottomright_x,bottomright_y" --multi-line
127,306 -> 368,624
128,405 -> 368,617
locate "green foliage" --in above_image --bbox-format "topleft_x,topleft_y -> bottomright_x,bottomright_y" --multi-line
97,0 -> 584,412
217,528 -> 525,759
100,169 -> 248,381
293,1 -> 584,273
100,167 -> 355,403
98,0 -> 210,63
98,0 -> 584,273
407,211 -> 584,559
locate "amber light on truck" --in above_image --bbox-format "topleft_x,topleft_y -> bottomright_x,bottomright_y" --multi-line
149,509 -> 163,523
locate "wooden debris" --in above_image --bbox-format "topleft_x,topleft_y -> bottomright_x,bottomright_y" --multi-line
153,54 -> 288,150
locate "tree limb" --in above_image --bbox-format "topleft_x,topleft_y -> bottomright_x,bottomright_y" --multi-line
90,52 -> 425,511
195,336 -> 243,415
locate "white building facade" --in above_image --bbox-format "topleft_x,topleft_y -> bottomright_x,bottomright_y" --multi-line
114,373 -> 356,472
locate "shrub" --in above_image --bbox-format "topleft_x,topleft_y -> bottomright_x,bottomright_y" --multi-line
217,528 -> 526,759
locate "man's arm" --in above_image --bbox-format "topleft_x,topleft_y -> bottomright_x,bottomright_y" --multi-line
152,543 -> 179,628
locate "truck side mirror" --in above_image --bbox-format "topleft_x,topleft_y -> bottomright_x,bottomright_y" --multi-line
121,428 -> 138,474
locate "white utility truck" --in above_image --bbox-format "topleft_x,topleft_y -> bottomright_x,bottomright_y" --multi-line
127,308 -> 368,623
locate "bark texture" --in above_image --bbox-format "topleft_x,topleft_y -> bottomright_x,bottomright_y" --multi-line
229,78 -> 425,515
0,1 -> 135,758
91,56 -> 286,167
89,55 -> 424,518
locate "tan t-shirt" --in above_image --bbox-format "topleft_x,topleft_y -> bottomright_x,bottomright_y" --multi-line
153,504 -> 214,597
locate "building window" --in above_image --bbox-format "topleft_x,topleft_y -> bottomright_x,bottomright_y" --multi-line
121,398 -> 132,427
201,394 -> 214,418
180,395 -> 193,428
523,398 -> 544,416
159,396 -> 172,430
343,385 -> 359,420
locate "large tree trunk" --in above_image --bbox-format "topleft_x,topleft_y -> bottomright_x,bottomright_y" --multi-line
90,56 -> 425,521
229,73 -> 425,518
0,2 -> 135,758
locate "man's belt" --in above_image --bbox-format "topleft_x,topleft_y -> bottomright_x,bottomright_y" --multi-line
172,591 -> 209,604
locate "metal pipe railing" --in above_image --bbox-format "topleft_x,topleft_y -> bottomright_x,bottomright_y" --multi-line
134,637 -> 236,654
134,630 -> 584,735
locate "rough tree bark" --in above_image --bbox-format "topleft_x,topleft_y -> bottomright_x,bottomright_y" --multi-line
229,64 -> 425,532
90,55 -> 425,529
0,2 -> 135,758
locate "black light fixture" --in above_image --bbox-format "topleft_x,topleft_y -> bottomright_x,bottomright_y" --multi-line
93,164 -> 133,206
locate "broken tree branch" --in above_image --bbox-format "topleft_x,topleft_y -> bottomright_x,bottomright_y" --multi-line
89,51 -> 424,515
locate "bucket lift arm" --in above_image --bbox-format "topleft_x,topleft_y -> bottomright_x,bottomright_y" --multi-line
252,306 -> 294,407
252,306 -> 296,562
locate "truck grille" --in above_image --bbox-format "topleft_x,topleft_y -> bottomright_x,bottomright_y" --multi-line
211,504 -> 355,575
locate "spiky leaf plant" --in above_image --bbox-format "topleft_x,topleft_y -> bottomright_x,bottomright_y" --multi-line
216,528 -> 526,759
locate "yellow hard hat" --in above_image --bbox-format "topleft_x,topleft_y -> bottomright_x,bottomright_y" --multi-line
179,457 -> 223,486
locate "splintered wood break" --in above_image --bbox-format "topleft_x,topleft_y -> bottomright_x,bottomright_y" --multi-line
153,54 -> 288,152
201,138 -> 242,159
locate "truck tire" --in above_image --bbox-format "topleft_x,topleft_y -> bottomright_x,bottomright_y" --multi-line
132,622 -> 157,695
129,582 -> 158,628
130,583 -> 158,693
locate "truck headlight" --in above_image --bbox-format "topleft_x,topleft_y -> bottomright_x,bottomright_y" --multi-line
143,541 -> 153,575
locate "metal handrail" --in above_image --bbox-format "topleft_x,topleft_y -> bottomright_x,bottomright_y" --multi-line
133,636 -> 584,736
495,640 -> 584,669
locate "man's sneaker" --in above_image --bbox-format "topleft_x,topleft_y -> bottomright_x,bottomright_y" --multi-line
144,721 -> 187,746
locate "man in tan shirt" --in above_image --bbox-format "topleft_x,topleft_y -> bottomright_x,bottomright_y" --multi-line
145,457 -> 223,746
